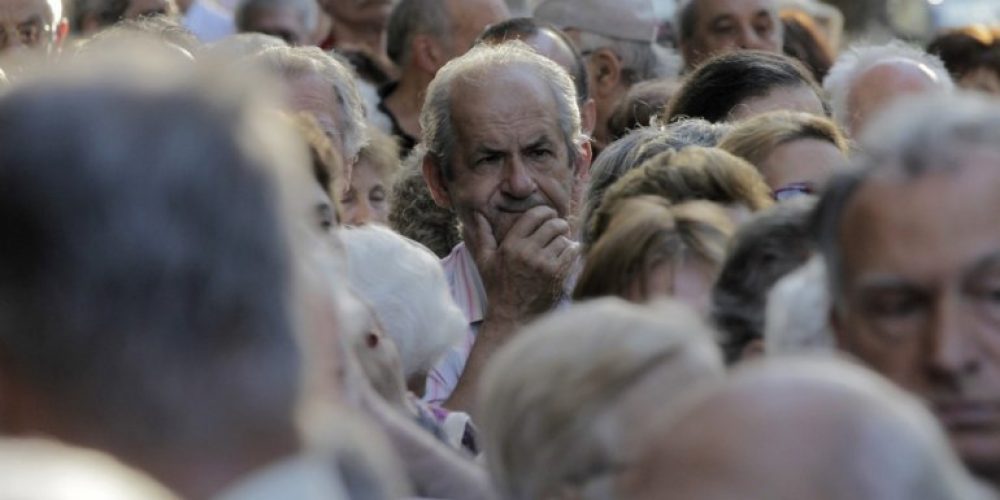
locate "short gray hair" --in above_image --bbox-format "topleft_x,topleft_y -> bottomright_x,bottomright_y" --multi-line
420,41 -> 584,179
814,93 -> 1000,308
386,0 -> 450,67
479,298 -> 724,500
822,40 -> 954,133
577,31 -> 680,84
256,46 -> 369,159
764,256 -> 835,355
235,0 -> 321,41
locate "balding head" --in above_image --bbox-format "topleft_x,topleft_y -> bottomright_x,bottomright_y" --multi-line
625,357 -> 989,500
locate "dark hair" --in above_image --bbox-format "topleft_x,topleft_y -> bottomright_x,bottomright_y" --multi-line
476,17 -> 590,103
0,82 -> 301,453
927,26 -> 1000,80
711,198 -> 816,363
665,50 -> 827,123
607,78 -> 681,141
781,10 -> 835,83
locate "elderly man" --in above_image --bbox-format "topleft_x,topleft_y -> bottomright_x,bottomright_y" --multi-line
420,42 -> 590,413
380,0 -> 509,156
815,93 -> 1000,490
534,0 -> 671,151
0,0 -> 66,59
675,0 -> 784,70
824,41 -> 954,138
624,357 -> 989,499
235,0 -> 318,45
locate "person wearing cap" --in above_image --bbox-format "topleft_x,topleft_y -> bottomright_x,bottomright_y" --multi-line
534,0 -> 674,152
675,0 -> 784,71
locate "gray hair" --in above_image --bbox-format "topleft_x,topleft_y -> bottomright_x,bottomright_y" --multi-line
256,46 -> 369,159
420,40 -> 584,179
822,40 -> 954,134
386,0 -> 450,67
764,256 -> 835,355
577,31 -> 680,84
479,298 -> 724,500
814,93 -> 1000,308
341,225 -> 466,379
235,0 -> 321,41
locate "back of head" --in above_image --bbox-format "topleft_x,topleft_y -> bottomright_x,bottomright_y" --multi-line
386,0 -> 449,67
0,51 -> 302,473
927,26 -> 1000,89
666,50 -> 822,123
764,255 -> 835,355
479,297 -> 724,500
607,78 -> 681,141
781,9 -> 835,83
625,356 -> 989,500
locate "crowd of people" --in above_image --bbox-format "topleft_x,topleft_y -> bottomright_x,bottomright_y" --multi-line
2,0 -> 1000,498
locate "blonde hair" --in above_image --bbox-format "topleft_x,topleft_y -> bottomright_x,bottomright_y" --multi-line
574,196 -> 734,302
356,126 -> 401,185
718,110 -> 848,171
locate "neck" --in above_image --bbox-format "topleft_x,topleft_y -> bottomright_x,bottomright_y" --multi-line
384,70 -> 431,139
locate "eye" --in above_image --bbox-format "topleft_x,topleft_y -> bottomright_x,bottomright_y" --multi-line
475,153 -> 502,167
711,21 -> 736,35
528,147 -> 552,159
865,292 -> 924,319
369,186 -> 386,203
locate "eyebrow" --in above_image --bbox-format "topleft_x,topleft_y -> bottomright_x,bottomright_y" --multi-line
965,252 -> 1000,281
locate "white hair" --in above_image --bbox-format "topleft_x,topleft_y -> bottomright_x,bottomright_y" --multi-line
479,298 -> 724,500
822,40 -> 954,134
255,46 -> 369,160
340,225 -> 465,379
764,256 -> 835,355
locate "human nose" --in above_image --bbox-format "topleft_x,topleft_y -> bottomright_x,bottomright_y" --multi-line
501,156 -> 537,199
737,26 -> 766,50
927,295 -> 980,388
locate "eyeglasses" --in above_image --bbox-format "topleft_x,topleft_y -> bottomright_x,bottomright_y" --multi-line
0,22 -> 51,50
773,182 -> 815,201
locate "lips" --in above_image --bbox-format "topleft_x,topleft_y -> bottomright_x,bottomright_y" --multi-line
932,400 -> 1000,431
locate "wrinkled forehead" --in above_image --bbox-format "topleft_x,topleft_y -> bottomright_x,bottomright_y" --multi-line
0,0 -> 56,25
449,65 -> 561,129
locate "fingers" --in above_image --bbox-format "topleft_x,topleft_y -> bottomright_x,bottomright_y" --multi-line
504,205 -> 558,241
467,211 -> 497,265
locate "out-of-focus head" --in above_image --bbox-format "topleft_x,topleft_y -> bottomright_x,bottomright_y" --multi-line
81,15 -> 198,58
927,25 -> 1000,96
815,93 -> 1000,487
479,297 -> 725,500
0,438 -> 179,500
624,357 -> 990,500
823,41 -> 953,138
235,0 -> 319,46
386,0 -> 509,74
711,197 -> 815,364
255,45 -> 368,163
341,225 -> 466,392
0,0 -> 66,58
388,147 -> 462,258
666,49 -> 826,123
590,146 -> 773,244
201,32 -> 287,62
765,255 -> 835,355
575,197 -> 733,314
420,41 -> 586,243
316,0 -> 391,29
71,0 -> 178,38
290,112 -> 346,231
780,8 -> 834,83
718,110 -> 848,196
342,126 -> 399,226
606,77 -> 681,141
676,0 -> 783,70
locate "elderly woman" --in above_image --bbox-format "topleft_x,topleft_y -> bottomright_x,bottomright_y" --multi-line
478,297 -> 725,500
341,127 -> 401,226
718,110 -> 849,200
575,196 -> 734,315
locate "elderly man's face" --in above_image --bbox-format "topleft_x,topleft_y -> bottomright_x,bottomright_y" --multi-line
682,0 -> 782,69
436,66 -> 580,243
834,149 -> 1000,482
0,0 -> 56,55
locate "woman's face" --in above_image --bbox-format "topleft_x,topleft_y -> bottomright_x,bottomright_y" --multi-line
341,161 -> 390,226
758,137 -> 847,198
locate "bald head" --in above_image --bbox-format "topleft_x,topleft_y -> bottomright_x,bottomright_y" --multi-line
625,358 -> 988,500
848,59 -> 946,137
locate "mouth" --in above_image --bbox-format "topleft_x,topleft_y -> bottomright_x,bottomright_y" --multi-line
932,400 -> 1000,431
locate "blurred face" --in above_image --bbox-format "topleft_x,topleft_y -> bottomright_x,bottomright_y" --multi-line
440,67 -> 578,243
241,6 -> 311,45
444,0 -> 508,59
341,161 -> 389,226
728,84 -> 825,122
834,150 -> 1000,483
637,255 -> 718,315
682,0 -> 783,69
758,137 -> 846,196
0,0 -> 55,56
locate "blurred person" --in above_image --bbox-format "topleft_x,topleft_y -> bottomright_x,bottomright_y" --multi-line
83,15 -> 199,54
675,0 -> 783,70
580,119 -> 733,245
316,0 -> 392,61
0,0 -> 66,59
718,110 -> 848,197
535,0 -> 678,151
665,49 -> 828,123
824,40 -> 953,138
71,0 -> 178,37
477,16 -> 598,136
235,0 -> 318,45
342,126 -> 399,226
419,42 -> 589,413
814,93 -> 1000,489
589,146 -> 772,245
781,8 -> 835,83
0,438 -> 179,500
389,148 -> 461,258
380,0 -> 509,156
764,255 -> 835,355
928,25 -> 1000,96
606,77 -> 681,141
575,197 -> 733,314
200,31 -> 285,61
711,197 -> 815,363
479,297 -> 725,500
624,357 -> 991,500
291,112 -> 346,230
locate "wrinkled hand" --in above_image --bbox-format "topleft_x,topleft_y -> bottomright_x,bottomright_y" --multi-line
468,206 -> 579,325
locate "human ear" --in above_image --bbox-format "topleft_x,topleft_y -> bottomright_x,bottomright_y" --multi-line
589,48 -> 623,98
421,153 -> 452,209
